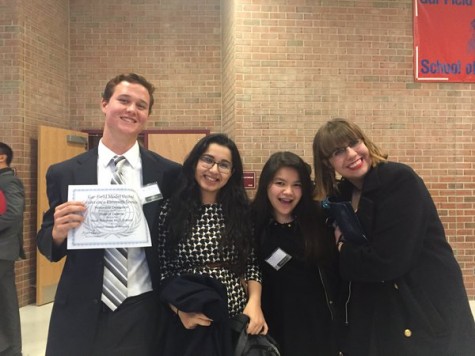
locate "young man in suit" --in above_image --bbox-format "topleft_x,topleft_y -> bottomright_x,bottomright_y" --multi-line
0,142 -> 25,356
37,73 -> 181,356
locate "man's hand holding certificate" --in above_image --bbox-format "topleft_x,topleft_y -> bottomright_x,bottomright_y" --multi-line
67,185 -> 152,249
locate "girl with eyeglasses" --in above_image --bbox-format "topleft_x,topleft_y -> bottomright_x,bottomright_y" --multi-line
156,133 -> 267,355
313,118 -> 475,356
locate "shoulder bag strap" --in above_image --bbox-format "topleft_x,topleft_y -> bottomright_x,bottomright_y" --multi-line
230,314 -> 251,356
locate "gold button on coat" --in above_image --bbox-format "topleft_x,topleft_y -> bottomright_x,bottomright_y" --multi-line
404,329 -> 412,337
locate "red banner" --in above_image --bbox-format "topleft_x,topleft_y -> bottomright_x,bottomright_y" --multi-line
414,0 -> 475,82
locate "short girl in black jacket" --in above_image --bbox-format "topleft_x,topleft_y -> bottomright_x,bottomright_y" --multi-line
252,151 -> 339,356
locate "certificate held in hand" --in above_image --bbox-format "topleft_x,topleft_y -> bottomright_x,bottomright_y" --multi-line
322,197 -> 367,244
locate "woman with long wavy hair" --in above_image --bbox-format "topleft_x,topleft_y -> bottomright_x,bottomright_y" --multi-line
157,134 -> 267,355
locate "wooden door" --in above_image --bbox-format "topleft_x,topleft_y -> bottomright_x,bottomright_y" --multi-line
36,126 -> 88,305
147,131 -> 208,163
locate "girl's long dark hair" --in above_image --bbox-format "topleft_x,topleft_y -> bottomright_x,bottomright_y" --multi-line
166,133 -> 252,275
252,151 -> 332,265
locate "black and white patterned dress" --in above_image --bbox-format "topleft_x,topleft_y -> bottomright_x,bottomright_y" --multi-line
157,200 -> 262,317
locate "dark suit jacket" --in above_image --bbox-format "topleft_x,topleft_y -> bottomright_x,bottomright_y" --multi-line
37,146 -> 181,356
0,168 -> 25,261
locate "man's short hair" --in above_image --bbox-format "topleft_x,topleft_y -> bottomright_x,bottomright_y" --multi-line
102,73 -> 155,114
0,142 -> 13,166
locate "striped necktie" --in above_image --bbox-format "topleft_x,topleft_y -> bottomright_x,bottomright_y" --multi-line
101,155 -> 128,311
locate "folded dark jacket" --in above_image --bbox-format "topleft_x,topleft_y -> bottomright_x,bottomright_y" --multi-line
159,274 -> 232,356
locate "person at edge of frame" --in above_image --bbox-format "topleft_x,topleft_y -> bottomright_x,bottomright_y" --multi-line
0,142 -> 25,356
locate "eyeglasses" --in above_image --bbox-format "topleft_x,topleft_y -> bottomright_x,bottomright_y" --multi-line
199,155 -> 233,173
330,139 -> 363,158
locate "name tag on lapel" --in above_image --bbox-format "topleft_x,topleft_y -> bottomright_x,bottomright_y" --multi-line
140,182 -> 162,204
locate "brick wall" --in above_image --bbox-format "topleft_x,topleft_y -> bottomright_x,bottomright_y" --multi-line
21,0 -> 70,307
69,0 -> 223,132
0,0 -> 70,306
230,0 -> 474,297
0,0 -> 473,305
0,0 -> 28,304
222,0 -> 237,137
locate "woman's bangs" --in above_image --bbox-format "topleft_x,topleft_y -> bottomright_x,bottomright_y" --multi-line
320,126 -> 359,158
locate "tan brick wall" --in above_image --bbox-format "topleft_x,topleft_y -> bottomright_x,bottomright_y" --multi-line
232,0 -> 474,297
1,0 -> 473,305
69,0 -> 223,133
222,0 -> 237,137
0,0 -> 70,306
0,0 -> 26,304
21,0 -> 69,307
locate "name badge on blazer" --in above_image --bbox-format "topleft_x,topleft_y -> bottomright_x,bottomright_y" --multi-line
139,182 -> 162,205
265,248 -> 292,271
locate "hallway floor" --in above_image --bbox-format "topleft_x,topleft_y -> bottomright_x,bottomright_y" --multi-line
20,301 -> 475,356
20,303 -> 52,356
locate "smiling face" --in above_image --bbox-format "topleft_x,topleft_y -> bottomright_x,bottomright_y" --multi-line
328,139 -> 372,189
195,143 -> 233,204
101,80 -> 151,152
267,167 -> 303,224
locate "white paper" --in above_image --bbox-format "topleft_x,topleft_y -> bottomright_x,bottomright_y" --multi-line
67,185 -> 151,249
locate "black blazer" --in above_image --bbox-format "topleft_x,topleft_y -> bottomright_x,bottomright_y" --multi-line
337,162 -> 475,356
37,146 -> 181,356
0,168 -> 25,261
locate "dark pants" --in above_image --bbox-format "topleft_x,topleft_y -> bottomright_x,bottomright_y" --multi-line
0,260 -> 21,356
91,292 -> 159,356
